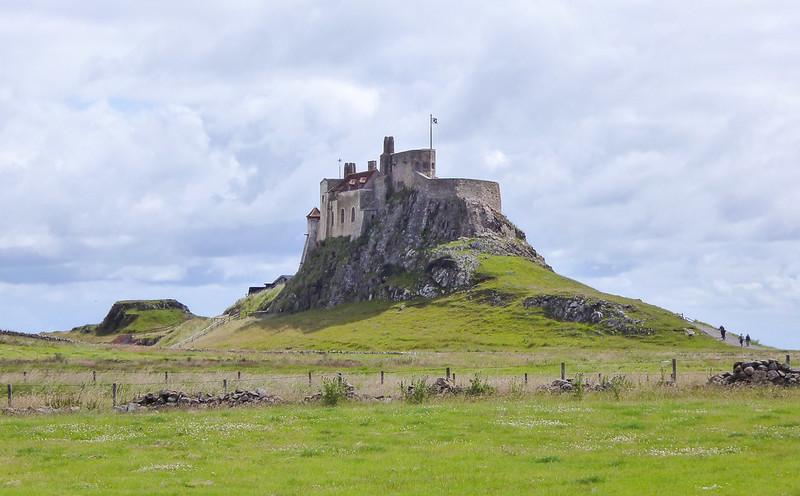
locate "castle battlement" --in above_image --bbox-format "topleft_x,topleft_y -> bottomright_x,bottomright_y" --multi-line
300,136 -> 501,266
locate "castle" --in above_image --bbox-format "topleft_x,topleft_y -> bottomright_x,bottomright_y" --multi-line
300,136 -> 502,265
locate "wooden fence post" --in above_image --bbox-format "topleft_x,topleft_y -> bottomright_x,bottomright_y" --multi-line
671,359 -> 677,383
524,373 -> 528,385
6,384 -> 11,407
560,362 -> 566,380
164,371 -> 168,384
23,371 -> 27,383
308,371 -> 312,386
337,372 -> 343,385
787,355 -> 791,367
446,367 -> 450,380
112,383 -> 117,407
237,371 -> 241,381
92,370 -> 97,384
380,371 -> 384,385
452,373 -> 456,383
223,379 -> 228,394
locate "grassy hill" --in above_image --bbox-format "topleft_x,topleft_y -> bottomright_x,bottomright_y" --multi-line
189,254 -> 725,351
63,299 -> 201,345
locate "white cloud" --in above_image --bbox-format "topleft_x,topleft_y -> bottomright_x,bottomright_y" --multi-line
0,1 -> 799,347
483,150 -> 509,170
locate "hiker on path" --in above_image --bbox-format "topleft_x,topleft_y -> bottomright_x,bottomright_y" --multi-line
746,334 -> 751,347
719,325 -> 727,341
739,335 -> 744,347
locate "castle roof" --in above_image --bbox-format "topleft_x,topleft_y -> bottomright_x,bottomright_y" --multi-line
331,170 -> 377,192
306,207 -> 320,219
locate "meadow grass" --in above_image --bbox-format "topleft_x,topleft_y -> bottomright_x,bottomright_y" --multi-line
1,389 -> 799,495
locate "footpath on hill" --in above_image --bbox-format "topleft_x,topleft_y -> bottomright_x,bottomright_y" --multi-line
693,322 -> 766,349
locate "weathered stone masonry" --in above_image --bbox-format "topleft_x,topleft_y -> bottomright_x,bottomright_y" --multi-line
300,136 -> 502,266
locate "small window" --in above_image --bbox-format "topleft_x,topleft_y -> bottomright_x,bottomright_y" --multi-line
340,208 -> 345,224
351,207 -> 356,222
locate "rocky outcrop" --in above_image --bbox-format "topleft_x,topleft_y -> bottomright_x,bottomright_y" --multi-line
523,295 -> 653,336
709,360 -> 799,387
270,189 -> 549,313
110,334 -> 163,346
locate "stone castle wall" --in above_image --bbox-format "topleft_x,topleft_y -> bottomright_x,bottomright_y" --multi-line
389,149 -> 436,190
324,189 -> 366,240
420,177 -> 501,212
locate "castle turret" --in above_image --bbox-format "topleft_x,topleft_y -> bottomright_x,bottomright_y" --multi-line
300,207 -> 321,267
379,136 -> 394,175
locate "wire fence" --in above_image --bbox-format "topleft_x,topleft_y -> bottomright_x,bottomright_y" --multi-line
6,354 -> 783,411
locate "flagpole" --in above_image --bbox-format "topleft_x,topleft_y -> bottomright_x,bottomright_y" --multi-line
429,114 -> 433,151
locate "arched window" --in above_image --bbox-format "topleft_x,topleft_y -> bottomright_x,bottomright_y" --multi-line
340,208 -> 345,224
351,207 -> 356,222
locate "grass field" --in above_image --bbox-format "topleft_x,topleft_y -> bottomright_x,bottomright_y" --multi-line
1,389 -> 798,495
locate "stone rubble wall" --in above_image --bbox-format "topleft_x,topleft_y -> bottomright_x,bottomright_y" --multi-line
0,329 -> 73,343
115,389 -> 282,412
709,359 -> 799,386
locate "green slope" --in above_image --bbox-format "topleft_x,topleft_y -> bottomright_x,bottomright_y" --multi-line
224,284 -> 285,318
193,254 -> 723,351
62,299 -> 198,345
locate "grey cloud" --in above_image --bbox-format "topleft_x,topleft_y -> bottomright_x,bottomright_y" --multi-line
1,2 -> 799,347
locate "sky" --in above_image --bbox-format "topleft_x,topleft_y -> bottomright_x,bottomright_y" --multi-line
1,1 -> 799,348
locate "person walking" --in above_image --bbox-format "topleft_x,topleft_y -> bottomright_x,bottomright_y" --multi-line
719,325 -> 727,341
746,334 -> 751,347
739,335 -> 744,347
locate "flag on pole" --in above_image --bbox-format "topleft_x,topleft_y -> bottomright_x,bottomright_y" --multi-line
431,116 -> 438,124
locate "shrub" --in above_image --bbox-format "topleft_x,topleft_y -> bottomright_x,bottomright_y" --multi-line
321,377 -> 349,406
465,374 -> 495,397
572,373 -> 585,400
400,377 -> 429,404
508,378 -> 525,398
606,375 -> 632,401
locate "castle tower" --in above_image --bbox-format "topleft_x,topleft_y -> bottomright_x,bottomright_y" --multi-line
300,207 -> 321,266
379,136 -> 394,175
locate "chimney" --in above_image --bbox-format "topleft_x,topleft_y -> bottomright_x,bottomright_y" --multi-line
344,162 -> 356,176
367,160 -> 377,171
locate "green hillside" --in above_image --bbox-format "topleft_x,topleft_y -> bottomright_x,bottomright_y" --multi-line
224,284 -> 285,318
191,254 -> 723,351
63,299 -> 199,345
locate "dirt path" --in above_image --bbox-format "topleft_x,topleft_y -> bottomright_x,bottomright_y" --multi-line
170,316 -> 230,349
692,321 -> 766,350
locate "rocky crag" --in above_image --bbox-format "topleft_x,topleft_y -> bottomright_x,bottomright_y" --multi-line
523,295 -> 654,336
268,188 -> 549,313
